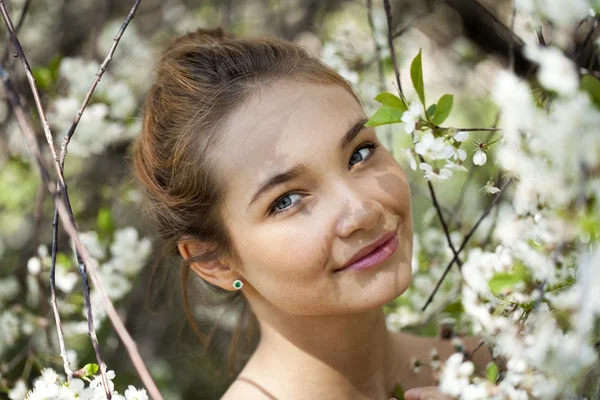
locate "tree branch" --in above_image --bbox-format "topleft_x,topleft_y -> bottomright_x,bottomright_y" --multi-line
383,0 -> 408,106
0,1 -> 162,398
0,65 -> 164,400
421,178 -> 511,311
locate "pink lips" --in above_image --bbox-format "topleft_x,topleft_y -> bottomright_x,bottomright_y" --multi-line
335,231 -> 399,273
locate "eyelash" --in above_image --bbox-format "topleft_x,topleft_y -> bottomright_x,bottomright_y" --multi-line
266,141 -> 381,216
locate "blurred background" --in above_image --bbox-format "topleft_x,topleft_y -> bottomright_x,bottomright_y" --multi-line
0,0 -> 570,398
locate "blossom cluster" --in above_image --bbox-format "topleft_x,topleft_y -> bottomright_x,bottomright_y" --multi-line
8,368 -> 147,400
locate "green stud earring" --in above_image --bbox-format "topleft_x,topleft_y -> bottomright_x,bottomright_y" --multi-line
233,279 -> 243,290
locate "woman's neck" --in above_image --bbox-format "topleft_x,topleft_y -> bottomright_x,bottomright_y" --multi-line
241,307 -> 401,400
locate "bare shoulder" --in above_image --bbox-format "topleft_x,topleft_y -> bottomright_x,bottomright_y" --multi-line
220,377 -> 276,400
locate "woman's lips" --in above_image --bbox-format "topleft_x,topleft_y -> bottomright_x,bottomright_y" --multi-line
335,232 -> 399,273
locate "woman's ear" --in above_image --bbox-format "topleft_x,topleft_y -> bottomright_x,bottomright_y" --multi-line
177,241 -> 239,291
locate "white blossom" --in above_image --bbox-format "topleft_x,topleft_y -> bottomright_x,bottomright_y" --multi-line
415,132 -> 454,160
480,180 -> 500,195
419,162 -> 452,183
453,130 -> 469,142
524,44 -> 579,96
472,149 -> 487,166
401,102 -> 422,134
8,380 -> 27,400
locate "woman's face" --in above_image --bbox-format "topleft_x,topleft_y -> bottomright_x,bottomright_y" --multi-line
216,80 -> 413,316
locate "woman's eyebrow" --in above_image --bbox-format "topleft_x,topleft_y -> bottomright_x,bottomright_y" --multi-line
247,117 -> 369,210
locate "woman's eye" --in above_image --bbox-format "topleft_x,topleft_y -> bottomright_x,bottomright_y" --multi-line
349,142 -> 379,168
268,193 -> 304,215
267,142 -> 380,216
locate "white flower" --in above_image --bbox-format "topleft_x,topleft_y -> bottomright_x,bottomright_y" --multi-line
473,149 -> 487,166
109,227 -> 152,276
453,130 -> 469,142
415,132 -> 454,160
444,160 -> 468,173
41,368 -> 58,384
538,0 -> 591,30
401,148 -> 418,171
480,180 -> 501,195
27,257 -> 41,275
8,380 -> 27,400
401,102 -> 422,134
439,353 -> 472,397
492,71 -> 538,138
419,163 -> 452,183
124,385 -> 148,400
524,44 -> 579,96
452,147 -> 467,161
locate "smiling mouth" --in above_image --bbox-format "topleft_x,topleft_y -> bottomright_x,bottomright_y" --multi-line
334,231 -> 400,273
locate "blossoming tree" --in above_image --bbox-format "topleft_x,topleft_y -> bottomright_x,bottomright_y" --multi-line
0,0 -> 599,399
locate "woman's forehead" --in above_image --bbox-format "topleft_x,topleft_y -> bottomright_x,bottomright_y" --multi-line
216,81 -> 366,206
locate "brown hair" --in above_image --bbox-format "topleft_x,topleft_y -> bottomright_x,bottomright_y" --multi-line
132,27 -> 361,376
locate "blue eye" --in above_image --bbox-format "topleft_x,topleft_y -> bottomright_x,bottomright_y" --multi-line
270,193 -> 304,214
267,141 -> 380,216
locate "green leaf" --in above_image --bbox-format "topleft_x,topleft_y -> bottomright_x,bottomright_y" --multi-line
410,49 -> 425,105
97,207 -> 115,240
426,104 -> 437,118
581,74 -> 600,108
365,105 -> 404,127
487,362 -> 499,382
48,54 -> 63,80
394,383 -> 405,400
374,92 -> 407,111
443,301 -> 464,315
82,363 -> 99,377
432,94 -> 454,125
56,253 -> 73,268
488,272 -> 521,295
32,67 -> 53,91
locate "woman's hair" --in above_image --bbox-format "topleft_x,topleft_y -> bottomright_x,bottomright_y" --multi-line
132,27 -> 361,376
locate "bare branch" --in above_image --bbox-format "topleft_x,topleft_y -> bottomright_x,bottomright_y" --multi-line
0,0 -> 30,65
391,0 -> 443,39
419,155 -> 464,270
59,0 -> 141,166
421,178 -> 512,311
383,0 -> 407,106
50,206 -> 73,379
449,127 -> 501,132
0,65 -> 164,400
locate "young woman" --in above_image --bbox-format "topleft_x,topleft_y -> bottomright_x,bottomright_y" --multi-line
133,27 -> 489,400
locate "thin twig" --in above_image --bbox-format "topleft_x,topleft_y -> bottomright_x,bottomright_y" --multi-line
450,127 -> 500,132
0,0 -> 30,65
447,116 -> 500,226
383,0 -> 407,106
59,0 -> 141,166
422,178 -> 512,311
54,0 -> 141,385
0,2 -> 111,396
464,340 -> 485,361
366,0 -> 393,150
50,206 -> 73,379
575,18 -> 599,66
391,0 -> 443,39
0,66 -> 164,400
419,155 -> 463,270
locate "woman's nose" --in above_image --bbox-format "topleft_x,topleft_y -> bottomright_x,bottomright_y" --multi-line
334,183 -> 384,238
